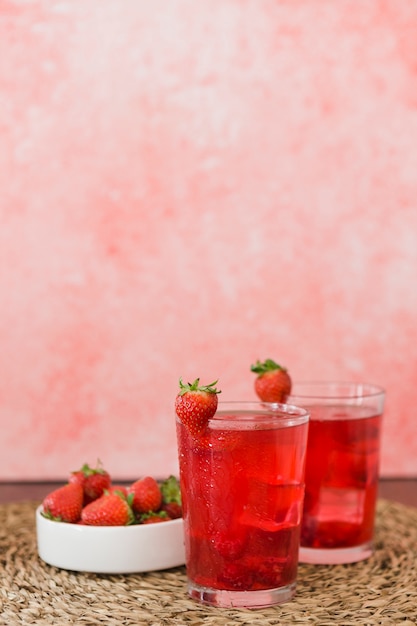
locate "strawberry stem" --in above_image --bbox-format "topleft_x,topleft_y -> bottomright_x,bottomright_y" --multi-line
178,377 -> 221,396
74,460 -> 107,477
160,475 -> 182,504
250,359 -> 287,375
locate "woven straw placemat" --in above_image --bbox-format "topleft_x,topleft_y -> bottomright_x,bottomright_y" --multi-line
0,499 -> 416,626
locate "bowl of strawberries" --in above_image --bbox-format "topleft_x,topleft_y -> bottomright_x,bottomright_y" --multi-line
36,462 -> 185,574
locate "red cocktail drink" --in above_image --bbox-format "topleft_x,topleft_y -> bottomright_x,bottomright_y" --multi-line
289,383 -> 385,565
176,401 -> 309,608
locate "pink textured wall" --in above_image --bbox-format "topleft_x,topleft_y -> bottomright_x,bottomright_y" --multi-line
1,1 -> 416,479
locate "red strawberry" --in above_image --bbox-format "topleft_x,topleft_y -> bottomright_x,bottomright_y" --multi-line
161,501 -> 182,519
42,483 -> 83,523
81,492 -> 134,526
108,485 -> 128,497
159,475 -> 182,518
69,461 -> 111,504
175,378 -> 220,437
250,359 -> 292,403
69,470 -> 86,489
128,476 -> 162,514
160,475 -> 181,504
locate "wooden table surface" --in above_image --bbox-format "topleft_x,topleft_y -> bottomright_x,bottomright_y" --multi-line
0,478 -> 416,507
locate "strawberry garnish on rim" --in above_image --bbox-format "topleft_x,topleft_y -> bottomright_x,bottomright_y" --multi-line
250,358 -> 292,403
175,377 -> 221,438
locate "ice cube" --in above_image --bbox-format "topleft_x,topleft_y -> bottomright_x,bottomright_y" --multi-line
240,482 -> 303,531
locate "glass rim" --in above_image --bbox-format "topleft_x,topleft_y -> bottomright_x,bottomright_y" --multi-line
288,381 -> 385,401
214,400 -> 309,424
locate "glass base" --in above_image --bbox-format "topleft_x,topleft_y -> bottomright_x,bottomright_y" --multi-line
299,541 -> 373,565
188,580 -> 297,608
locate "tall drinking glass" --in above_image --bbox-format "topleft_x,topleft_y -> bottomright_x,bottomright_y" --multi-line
288,382 -> 385,565
176,401 -> 309,608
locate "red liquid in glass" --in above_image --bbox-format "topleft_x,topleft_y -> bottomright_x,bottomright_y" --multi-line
177,414 -> 307,592
301,406 -> 381,549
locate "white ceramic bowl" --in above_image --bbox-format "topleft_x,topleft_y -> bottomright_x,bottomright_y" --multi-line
36,505 -> 185,574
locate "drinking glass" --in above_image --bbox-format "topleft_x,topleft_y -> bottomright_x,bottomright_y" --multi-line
288,382 -> 385,565
176,401 -> 309,608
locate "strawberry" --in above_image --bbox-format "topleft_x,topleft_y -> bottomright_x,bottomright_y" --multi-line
69,470 -> 86,490
175,377 -> 220,437
108,485 -> 128,498
160,475 -> 181,504
140,511 -> 170,524
161,501 -> 182,519
159,475 -> 182,518
69,461 -> 111,504
42,483 -> 83,523
128,476 -> 162,514
250,359 -> 292,403
81,491 -> 134,526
